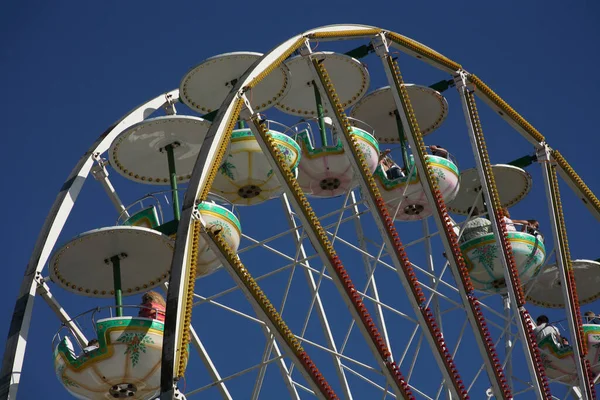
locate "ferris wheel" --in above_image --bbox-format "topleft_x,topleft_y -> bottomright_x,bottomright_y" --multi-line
3,24 -> 600,400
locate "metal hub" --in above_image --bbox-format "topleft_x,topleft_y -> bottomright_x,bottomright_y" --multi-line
109,383 -> 137,398
403,204 -> 425,215
238,185 -> 262,199
319,177 -> 341,191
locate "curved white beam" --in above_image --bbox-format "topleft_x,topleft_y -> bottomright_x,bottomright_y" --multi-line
0,89 -> 179,400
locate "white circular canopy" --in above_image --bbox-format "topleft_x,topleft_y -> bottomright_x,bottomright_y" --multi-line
49,226 -> 173,298
109,115 -> 210,185
276,52 -> 369,117
526,260 -> 600,308
180,51 -> 290,113
447,164 -> 532,215
350,84 -> 448,144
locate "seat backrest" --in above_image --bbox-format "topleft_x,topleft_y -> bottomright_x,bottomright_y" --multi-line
123,206 -> 160,229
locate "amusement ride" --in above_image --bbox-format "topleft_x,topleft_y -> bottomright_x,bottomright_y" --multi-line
2,24 -> 600,400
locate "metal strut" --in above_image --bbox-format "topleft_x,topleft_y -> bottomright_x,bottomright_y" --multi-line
370,34 -> 510,398
281,194 -> 354,400
1,89 -> 180,400
538,145 -> 596,399
200,217 -> 338,399
455,71 -> 551,400
302,40 -> 465,398
243,95 -> 415,399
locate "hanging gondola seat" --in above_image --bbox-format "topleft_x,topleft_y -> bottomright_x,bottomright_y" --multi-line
460,231 -> 546,293
211,128 -> 301,206
54,317 -> 165,399
373,154 -> 460,221
295,127 -> 380,198
537,324 -> 600,384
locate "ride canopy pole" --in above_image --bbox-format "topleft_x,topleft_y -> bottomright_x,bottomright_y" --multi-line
394,110 -> 410,169
109,255 -> 123,317
165,143 -> 181,222
313,82 -> 328,146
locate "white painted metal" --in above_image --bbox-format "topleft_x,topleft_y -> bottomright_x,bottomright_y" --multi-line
36,278 -> 88,347
199,226 -> 322,399
244,97 -> 409,398
281,193 -> 354,400
160,82 -> 244,398
454,70 -> 543,399
350,190 -> 395,359
372,34 -> 507,399
503,295 -> 514,391
91,154 -> 130,218
302,38 -> 462,398
1,89 -> 179,400
538,144 -> 591,399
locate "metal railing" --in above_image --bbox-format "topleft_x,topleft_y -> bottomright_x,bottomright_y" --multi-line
116,189 -> 240,227
52,304 -> 164,354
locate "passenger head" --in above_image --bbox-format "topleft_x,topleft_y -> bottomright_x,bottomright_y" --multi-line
503,208 -> 511,218
88,339 -> 99,346
142,291 -> 166,307
467,206 -> 480,217
527,220 -> 539,229
585,311 -> 596,319
536,315 -> 549,325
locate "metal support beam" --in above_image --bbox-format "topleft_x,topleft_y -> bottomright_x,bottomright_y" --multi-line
281,194 -> 354,400
1,89 -> 178,400
301,41 -> 458,398
91,154 -> 130,219
160,92 -> 244,398
538,144 -> 593,399
349,190 -> 394,358
165,143 -> 181,222
372,34 -> 508,399
242,96 -> 412,398
502,295 -> 513,392
454,70 -> 545,399
188,326 -> 234,400
199,222 -> 327,399
36,277 -> 88,347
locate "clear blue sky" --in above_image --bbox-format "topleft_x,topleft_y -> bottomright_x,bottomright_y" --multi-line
1,1 -> 599,399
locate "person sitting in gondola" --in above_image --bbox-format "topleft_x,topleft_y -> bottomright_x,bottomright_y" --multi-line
534,315 -> 565,349
460,207 -> 492,243
522,219 -> 544,242
502,208 -> 533,232
584,311 -> 600,324
138,291 -> 166,322
430,145 -> 449,159
379,149 -> 404,180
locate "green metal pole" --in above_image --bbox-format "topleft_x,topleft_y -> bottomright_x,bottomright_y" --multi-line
313,82 -> 328,146
344,44 -> 373,59
507,154 -> 537,169
165,144 -> 181,222
394,110 -> 410,169
111,255 -> 123,317
237,120 -> 246,129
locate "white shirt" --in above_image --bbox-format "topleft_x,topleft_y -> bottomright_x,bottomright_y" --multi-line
533,322 -> 562,348
503,216 -> 517,232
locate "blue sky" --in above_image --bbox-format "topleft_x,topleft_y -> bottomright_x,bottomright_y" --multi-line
1,1 -> 600,399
